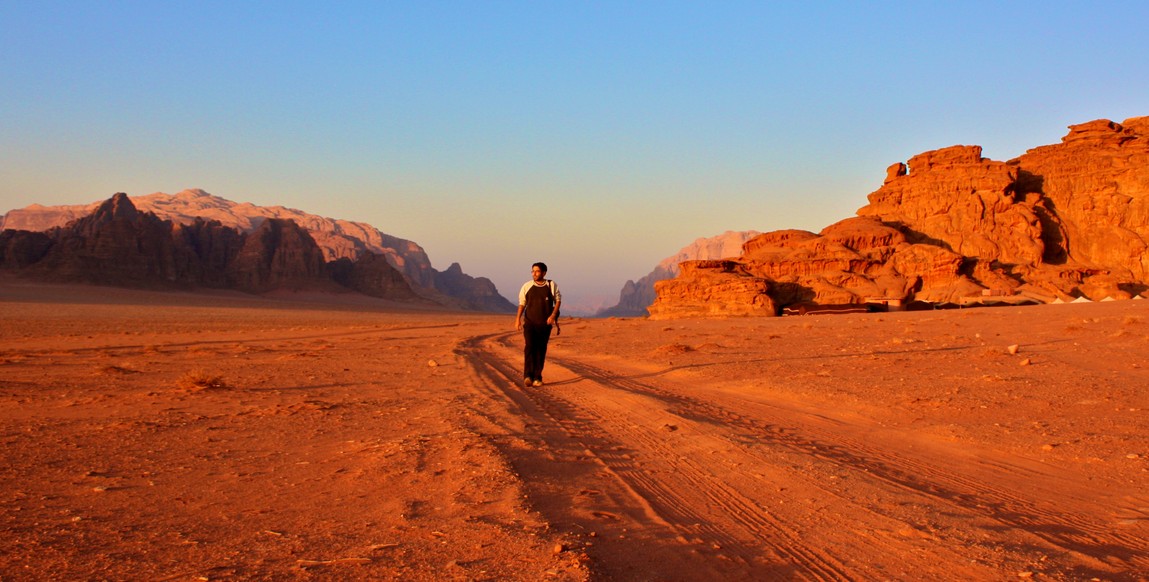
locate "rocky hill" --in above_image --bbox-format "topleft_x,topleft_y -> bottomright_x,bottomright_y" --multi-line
0,193 -> 492,306
649,116 -> 1149,319
0,189 -> 513,312
597,230 -> 760,317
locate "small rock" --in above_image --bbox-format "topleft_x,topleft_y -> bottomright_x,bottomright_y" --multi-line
427,359 -> 439,367
553,543 -> 567,554
1019,358 -> 1031,366
1042,444 -> 1056,451
1007,344 -> 1020,355
661,424 -> 679,432
1018,572 -> 1034,579
1127,454 -> 1141,460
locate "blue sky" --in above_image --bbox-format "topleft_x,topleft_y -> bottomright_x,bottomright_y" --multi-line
2,2 -> 1147,312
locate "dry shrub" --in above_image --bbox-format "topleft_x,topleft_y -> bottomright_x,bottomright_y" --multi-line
178,369 -> 228,391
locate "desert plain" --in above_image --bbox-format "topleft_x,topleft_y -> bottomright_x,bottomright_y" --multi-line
1,280 -> 1147,581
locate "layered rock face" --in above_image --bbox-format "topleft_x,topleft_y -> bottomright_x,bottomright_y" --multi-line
599,230 -> 760,317
0,193 -> 428,300
1016,119 -> 1149,281
226,217 -> 330,293
1,189 -> 513,312
650,117 -> 1149,318
329,253 -> 421,301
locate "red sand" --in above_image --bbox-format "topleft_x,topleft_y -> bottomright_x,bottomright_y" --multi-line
1,282 -> 1146,580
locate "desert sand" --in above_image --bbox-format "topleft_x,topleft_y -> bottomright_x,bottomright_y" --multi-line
1,280 -> 1147,581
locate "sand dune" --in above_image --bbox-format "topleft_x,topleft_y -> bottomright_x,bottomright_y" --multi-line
2,281 -> 1146,580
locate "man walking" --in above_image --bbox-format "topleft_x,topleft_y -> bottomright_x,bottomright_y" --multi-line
515,262 -> 560,387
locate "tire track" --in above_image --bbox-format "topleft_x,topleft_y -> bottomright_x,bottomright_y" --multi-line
461,333 -> 921,580
548,354 -> 1149,579
456,333 -> 770,580
460,331 -> 1147,580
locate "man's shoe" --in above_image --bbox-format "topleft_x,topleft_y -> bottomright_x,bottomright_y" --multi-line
532,380 -> 543,387
524,377 -> 532,387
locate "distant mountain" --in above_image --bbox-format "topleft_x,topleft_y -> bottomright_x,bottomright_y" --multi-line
596,230 -> 760,317
0,189 -> 514,312
0,193 -> 429,302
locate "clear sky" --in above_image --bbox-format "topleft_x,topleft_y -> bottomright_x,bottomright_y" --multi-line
2,2 -> 1147,313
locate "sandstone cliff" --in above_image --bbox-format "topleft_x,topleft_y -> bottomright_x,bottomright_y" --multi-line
649,116 -> 1149,319
0,189 -> 513,312
598,230 -> 760,316
0,193 -> 431,301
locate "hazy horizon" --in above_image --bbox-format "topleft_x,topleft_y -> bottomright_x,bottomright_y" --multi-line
3,2 -> 1147,312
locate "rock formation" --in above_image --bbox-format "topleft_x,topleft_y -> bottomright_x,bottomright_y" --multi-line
0,230 -> 53,269
224,217 -> 330,293
22,193 -> 202,287
430,263 -> 519,312
649,116 -> 1149,319
328,253 -> 421,302
0,189 -> 514,311
0,193 -> 427,300
598,230 -> 760,316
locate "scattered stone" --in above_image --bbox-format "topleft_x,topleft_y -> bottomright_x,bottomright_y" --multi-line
1019,358 -> 1031,366
1007,344 -> 1020,355
553,543 -> 567,554
427,359 -> 439,367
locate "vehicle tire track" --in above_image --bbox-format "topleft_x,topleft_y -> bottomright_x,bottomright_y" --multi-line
455,333 -> 773,580
461,331 -> 1148,580
547,354 -> 1149,579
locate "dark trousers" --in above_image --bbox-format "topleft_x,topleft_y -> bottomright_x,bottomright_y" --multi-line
522,323 -> 552,381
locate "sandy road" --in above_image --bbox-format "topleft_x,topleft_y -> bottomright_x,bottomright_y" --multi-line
456,330 -> 1149,581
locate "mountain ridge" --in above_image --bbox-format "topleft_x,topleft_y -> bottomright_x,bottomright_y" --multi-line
1,189 -> 513,312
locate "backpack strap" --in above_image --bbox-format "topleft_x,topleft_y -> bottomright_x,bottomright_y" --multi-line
549,280 -> 561,335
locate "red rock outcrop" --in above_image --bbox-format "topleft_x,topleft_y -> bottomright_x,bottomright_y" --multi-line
1016,118 -> 1149,282
599,230 -> 760,317
651,117 -> 1149,318
647,260 -> 776,318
